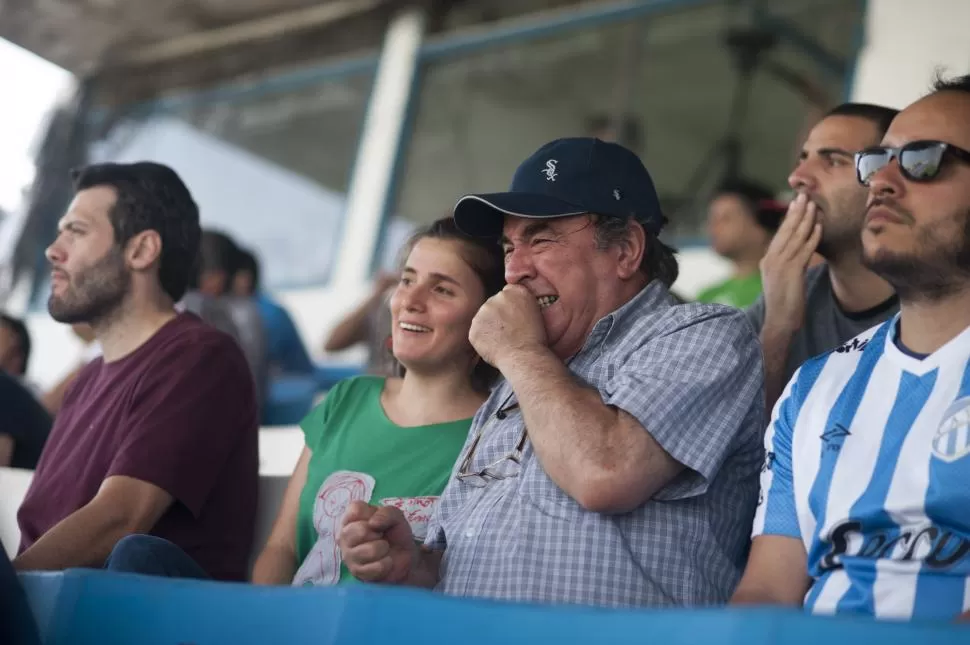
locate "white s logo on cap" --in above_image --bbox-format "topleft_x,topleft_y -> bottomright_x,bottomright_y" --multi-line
542,160 -> 558,182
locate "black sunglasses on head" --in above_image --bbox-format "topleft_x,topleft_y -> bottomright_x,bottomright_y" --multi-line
855,140 -> 970,185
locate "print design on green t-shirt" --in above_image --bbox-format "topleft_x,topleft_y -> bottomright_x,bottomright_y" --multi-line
292,470 -> 446,587
292,471 -> 375,586
291,375 -> 474,587
379,495 -> 439,540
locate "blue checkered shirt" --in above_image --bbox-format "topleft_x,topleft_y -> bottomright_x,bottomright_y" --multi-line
425,281 -> 766,607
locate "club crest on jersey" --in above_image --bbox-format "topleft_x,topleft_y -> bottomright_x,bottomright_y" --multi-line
932,397 -> 970,463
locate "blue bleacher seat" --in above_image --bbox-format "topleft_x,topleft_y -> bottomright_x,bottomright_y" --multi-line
262,365 -> 363,426
18,569 -> 970,645
313,364 -> 364,391
263,375 -> 319,426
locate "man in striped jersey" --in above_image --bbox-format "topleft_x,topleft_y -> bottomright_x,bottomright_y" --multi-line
732,73 -> 970,620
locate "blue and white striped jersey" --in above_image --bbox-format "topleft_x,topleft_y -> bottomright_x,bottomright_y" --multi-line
753,315 -> 970,620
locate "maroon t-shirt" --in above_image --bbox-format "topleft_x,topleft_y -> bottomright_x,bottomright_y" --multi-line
17,313 -> 258,581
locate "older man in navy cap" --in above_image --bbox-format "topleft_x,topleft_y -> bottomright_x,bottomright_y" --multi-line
339,138 -> 766,608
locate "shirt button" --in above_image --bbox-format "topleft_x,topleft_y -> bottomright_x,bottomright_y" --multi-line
464,528 -> 475,538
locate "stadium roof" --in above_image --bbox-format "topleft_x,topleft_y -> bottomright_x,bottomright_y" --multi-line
0,0 -> 592,105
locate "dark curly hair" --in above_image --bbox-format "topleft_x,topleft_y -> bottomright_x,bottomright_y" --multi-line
71,162 -> 200,303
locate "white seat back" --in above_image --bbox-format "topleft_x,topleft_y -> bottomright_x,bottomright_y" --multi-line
249,427 -> 304,574
0,467 -> 34,558
258,426 -> 304,476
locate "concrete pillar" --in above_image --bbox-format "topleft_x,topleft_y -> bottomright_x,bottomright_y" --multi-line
332,6 -> 426,288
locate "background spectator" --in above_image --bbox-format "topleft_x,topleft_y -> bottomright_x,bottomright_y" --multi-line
181,229 -> 268,407
697,180 -> 786,308
0,370 -> 51,469
232,247 -> 314,378
585,113 -> 643,151
0,314 -> 31,379
747,103 -> 900,411
323,271 -> 397,376
0,314 -> 45,400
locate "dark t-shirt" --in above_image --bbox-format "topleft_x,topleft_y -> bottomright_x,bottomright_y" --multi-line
0,371 -> 51,469
17,313 -> 258,581
746,264 -> 899,387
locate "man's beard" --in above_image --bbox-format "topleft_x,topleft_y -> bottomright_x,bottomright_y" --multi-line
48,247 -> 130,324
814,193 -> 866,260
862,206 -> 970,302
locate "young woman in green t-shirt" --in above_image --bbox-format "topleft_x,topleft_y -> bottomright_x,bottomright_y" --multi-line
252,217 -> 504,586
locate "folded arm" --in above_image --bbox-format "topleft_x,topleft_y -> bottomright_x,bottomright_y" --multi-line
500,347 -> 682,514
14,476 -> 172,571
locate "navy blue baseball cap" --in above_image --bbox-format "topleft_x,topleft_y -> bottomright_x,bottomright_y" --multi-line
453,137 -> 667,238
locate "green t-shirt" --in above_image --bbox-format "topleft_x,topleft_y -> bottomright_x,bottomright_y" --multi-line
696,273 -> 763,309
292,375 -> 472,586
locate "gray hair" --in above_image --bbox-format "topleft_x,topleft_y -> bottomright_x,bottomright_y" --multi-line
592,215 -> 679,288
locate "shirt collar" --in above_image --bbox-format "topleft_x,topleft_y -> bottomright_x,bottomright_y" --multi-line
578,279 -> 672,355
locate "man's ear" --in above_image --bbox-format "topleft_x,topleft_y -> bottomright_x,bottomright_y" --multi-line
615,219 -> 646,280
126,230 -> 162,272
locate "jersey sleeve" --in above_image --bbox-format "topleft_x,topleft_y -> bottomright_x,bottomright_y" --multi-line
751,369 -> 802,539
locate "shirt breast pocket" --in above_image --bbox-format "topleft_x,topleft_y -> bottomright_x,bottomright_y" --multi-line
517,453 -> 585,520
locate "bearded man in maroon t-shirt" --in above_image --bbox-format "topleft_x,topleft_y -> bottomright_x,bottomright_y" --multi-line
13,162 -> 258,581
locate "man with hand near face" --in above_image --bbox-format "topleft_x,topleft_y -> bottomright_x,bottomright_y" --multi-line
749,103 -> 901,412
338,138 -> 766,607
734,74 -> 970,621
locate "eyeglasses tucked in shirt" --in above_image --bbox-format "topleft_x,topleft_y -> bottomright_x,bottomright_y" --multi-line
455,400 -> 526,487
